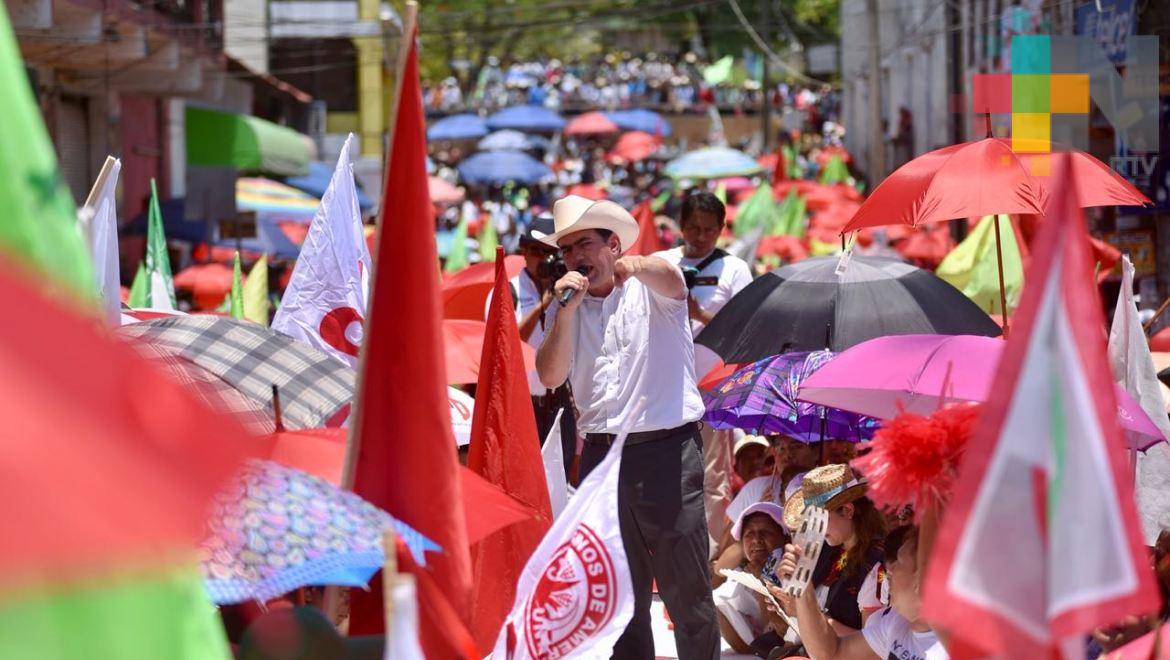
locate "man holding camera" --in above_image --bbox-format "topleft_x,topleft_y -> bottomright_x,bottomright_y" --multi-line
487,215 -> 576,468
656,191 -> 753,552
536,194 -> 719,660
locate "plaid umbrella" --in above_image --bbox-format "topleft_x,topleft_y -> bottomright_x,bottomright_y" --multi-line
703,350 -> 879,442
201,459 -> 439,604
117,316 -> 352,429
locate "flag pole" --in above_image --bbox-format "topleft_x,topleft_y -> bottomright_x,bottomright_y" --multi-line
341,0 -> 418,492
992,214 -> 1010,338
78,155 -> 118,247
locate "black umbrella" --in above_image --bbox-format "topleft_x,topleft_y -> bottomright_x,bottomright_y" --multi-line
696,255 -> 1002,363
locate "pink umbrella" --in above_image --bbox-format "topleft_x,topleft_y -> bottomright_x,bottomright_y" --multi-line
798,334 -> 1165,450
716,176 -> 755,192
428,176 -> 464,205
564,111 -> 619,136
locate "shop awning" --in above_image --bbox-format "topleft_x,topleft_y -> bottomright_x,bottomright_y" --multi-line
186,106 -> 313,177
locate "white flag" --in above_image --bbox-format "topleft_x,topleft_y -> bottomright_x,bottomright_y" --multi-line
493,432 -> 633,660
81,157 -> 122,326
1108,255 -> 1170,543
541,409 -> 569,519
383,575 -> 424,660
272,133 -> 372,366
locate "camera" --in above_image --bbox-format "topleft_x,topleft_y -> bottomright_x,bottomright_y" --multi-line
681,266 -> 700,289
537,254 -> 568,282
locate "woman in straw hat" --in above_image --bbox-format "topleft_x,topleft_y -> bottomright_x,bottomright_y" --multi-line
773,464 -> 886,635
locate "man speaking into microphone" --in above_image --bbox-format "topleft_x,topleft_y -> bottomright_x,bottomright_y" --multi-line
535,194 -> 719,659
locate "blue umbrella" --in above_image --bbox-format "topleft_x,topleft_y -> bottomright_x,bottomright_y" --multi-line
478,129 -> 535,152
606,109 -> 672,137
427,113 -> 488,141
457,150 -> 553,185
283,161 -> 373,211
665,147 -> 763,179
485,105 -> 566,132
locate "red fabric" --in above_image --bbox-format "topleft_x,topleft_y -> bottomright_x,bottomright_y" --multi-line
173,262 -> 234,310
564,111 -> 619,136
623,200 -> 661,256
756,235 -> 810,263
698,360 -> 742,390
770,145 -> 787,188
466,248 -> 553,653
895,224 -> 955,268
566,183 -> 607,200
347,31 -> 474,657
440,256 -> 525,320
0,259 -> 256,582
443,319 -> 537,385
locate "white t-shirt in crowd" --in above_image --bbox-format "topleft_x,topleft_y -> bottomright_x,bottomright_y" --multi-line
859,562 -> 889,612
485,268 -> 554,396
654,247 -> 752,377
725,473 -> 804,528
862,608 -> 948,660
567,275 -> 704,434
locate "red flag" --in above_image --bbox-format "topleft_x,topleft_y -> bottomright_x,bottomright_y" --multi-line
347,27 -> 473,656
467,246 -> 553,652
623,200 -> 659,256
922,153 -> 1160,656
771,143 -> 787,188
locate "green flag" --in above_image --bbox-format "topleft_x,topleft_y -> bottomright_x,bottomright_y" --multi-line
128,263 -> 147,308
0,3 -> 94,298
782,144 -> 801,179
703,55 -> 734,85
713,182 -> 727,204
478,217 -> 498,263
444,215 -> 469,273
733,183 -> 776,238
771,189 -> 807,237
651,190 -> 671,213
229,251 -> 244,320
819,154 -> 851,185
0,564 -> 232,660
936,214 -> 1024,314
242,254 -> 269,325
142,179 -> 176,309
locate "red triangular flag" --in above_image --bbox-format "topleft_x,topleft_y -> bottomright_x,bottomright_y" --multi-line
467,246 -> 553,652
923,153 -> 1159,656
347,26 -> 473,657
623,200 -> 659,256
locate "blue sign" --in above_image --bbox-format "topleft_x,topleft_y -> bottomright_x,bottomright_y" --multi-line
1075,0 -> 1136,66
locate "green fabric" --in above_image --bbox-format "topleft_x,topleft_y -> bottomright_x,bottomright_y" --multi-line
185,106 -> 310,177
128,263 -> 147,308
143,180 -> 177,309
0,564 -> 232,660
478,218 -> 498,263
936,215 -> 1024,315
445,215 -> 469,273
229,251 -> 244,320
782,144 -> 801,179
819,154 -> 851,185
770,189 -> 806,238
0,3 -> 94,299
713,182 -> 727,204
732,183 -> 776,238
243,254 -> 269,325
651,190 -> 671,213
703,56 -> 734,85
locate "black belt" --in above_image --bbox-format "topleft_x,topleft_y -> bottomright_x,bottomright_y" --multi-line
585,421 -> 699,447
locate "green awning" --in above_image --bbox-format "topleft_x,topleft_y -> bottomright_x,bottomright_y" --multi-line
185,106 -> 311,177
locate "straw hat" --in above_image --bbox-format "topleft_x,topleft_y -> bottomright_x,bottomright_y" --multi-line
783,463 -> 868,531
732,502 -> 786,540
534,194 -> 640,251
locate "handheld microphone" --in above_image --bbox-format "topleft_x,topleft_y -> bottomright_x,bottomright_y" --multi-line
558,266 -> 590,306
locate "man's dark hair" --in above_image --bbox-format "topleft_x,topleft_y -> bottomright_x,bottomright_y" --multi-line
594,228 -> 614,242
680,191 -> 726,228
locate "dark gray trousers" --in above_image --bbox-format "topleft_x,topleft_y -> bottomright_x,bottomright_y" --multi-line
579,425 -> 720,660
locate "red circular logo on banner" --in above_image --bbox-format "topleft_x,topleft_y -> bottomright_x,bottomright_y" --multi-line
524,524 -> 617,659
318,307 -> 364,357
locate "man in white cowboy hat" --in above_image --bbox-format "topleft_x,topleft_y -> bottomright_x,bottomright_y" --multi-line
536,194 -> 719,659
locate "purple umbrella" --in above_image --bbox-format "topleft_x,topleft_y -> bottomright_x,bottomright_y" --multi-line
703,351 -> 879,442
798,334 -> 1165,451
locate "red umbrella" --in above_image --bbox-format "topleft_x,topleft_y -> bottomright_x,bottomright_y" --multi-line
564,111 -> 619,136
566,183 -> 607,200
428,176 -> 465,205
260,427 -> 540,544
607,131 -> 659,163
443,319 -> 536,385
173,262 -> 235,310
0,259 -> 256,582
440,255 -> 525,320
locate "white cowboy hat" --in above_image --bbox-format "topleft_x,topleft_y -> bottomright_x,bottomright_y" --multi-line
534,194 -> 640,251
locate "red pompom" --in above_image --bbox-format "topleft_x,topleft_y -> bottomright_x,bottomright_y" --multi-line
851,403 -> 982,521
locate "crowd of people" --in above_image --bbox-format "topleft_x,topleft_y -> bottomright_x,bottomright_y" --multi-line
422,51 -> 842,120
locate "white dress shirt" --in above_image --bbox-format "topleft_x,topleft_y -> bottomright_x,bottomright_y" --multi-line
567,275 -> 705,434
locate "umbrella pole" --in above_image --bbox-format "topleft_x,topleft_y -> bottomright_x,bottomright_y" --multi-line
993,214 -> 1010,338
271,384 -> 284,432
